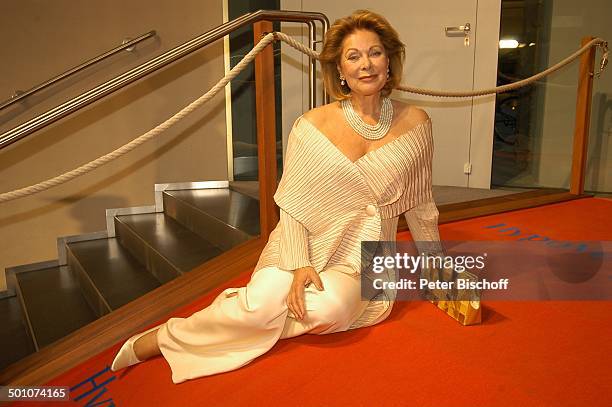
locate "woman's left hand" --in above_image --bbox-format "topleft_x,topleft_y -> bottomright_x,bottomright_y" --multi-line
286,266 -> 324,320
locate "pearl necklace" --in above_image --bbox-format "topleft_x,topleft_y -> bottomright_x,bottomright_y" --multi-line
341,97 -> 393,140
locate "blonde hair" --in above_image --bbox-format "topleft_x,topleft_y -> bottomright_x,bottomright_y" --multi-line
319,9 -> 405,100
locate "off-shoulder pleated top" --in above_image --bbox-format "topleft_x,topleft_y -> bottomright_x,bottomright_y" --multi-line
253,113 -> 442,329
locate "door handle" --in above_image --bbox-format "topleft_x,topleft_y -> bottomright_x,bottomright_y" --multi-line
445,23 -> 471,37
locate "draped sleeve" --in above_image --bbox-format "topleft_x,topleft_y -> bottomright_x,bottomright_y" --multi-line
277,208 -> 312,271
378,118 -> 435,220
404,199 -> 457,302
403,199 -> 444,255
397,115 -> 440,248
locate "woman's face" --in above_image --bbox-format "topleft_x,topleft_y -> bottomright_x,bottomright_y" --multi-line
337,29 -> 389,97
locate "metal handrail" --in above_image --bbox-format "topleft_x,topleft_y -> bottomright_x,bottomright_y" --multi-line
0,30 -> 157,111
0,10 -> 329,150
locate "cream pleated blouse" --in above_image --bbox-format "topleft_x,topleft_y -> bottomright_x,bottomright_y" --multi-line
253,113 -> 443,329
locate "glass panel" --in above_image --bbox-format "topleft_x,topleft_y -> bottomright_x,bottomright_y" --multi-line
494,0 -> 611,193
229,0 -> 282,181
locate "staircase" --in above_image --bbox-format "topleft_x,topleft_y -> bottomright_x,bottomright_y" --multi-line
1,180 -> 261,371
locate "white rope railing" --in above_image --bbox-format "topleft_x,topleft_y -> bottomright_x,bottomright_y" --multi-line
0,32 -> 607,203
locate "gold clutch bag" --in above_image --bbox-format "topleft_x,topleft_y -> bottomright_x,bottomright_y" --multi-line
420,264 -> 482,326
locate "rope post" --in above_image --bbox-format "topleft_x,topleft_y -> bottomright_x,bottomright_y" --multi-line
570,36 -> 596,195
253,21 -> 279,240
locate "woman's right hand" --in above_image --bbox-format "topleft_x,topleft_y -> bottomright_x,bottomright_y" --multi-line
286,266 -> 324,320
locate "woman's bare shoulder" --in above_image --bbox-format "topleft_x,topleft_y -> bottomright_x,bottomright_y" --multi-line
301,102 -> 340,128
391,99 -> 430,128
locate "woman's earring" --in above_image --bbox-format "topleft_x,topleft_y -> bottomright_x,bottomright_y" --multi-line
386,67 -> 390,79
339,74 -> 346,86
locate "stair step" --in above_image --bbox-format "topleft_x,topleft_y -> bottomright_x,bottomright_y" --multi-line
67,238 -> 161,316
228,181 -> 261,200
163,188 -> 259,250
14,266 -> 97,350
0,295 -> 36,370
115,212 -> 223,281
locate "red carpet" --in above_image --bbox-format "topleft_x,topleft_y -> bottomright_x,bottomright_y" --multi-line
12,198 -> 612,406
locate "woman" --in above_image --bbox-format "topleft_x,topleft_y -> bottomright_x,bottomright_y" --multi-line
111,9 -> 442,384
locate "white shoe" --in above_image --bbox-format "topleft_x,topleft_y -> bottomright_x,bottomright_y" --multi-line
110,324 -> 161,372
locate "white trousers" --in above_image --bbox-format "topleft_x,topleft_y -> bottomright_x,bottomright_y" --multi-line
156,265 -> 369,384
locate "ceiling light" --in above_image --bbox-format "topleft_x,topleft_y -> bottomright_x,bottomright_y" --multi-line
499,39 -> 519,49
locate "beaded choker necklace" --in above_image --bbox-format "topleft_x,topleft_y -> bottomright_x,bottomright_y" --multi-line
341,97 -> 393,140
